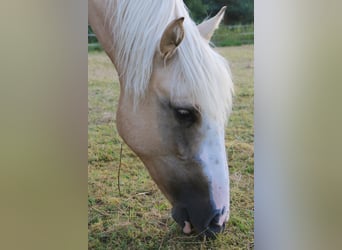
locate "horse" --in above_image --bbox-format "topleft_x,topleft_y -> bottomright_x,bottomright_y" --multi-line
89,0 -> 234,237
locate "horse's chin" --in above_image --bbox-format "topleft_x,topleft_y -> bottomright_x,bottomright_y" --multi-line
171,203 -> 226,239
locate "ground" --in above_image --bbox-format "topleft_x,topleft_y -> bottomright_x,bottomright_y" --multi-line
88,45 -> 254,249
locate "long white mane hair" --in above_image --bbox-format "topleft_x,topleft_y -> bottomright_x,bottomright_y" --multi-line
105,0 -> 234,125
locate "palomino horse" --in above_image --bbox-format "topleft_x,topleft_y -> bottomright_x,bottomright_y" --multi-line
89,0 -> 234,237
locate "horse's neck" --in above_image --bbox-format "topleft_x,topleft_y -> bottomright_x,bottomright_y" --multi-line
89,0 -> 118,68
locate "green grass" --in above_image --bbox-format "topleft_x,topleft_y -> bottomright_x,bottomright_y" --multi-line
212,25 -> 254,47
88,45 -> 254,249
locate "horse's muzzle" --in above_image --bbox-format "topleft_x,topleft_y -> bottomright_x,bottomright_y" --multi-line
172,203 -> 226,238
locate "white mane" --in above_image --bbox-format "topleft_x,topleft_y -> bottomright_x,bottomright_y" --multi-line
105,0 -> 233,124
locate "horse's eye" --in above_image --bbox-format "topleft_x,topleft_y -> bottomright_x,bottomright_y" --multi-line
174,108 -> 197,126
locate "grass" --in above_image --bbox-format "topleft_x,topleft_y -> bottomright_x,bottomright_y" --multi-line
88,45 -> 254,249
212,25 -> 254,47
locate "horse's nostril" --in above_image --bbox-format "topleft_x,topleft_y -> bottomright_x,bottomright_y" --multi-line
203,212 -> 225,238
211,212 -> 221,225
221,206 -> 226,215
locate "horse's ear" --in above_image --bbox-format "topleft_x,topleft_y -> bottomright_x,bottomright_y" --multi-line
197,6 -> 226,42
160,17 -> 185,60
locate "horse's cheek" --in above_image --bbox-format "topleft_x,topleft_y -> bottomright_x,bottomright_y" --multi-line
116,104 -> 160,156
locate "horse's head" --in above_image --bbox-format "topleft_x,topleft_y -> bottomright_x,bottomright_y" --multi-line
115,6 -> 232,237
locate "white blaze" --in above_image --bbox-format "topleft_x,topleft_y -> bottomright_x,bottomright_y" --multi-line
198,118 -> 230,226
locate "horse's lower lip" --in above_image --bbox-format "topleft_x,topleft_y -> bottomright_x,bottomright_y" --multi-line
180,222 -> 226,239
180,219 -> 226,238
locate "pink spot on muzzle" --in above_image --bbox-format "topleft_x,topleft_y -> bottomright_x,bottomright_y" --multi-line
183,221 -> 192,234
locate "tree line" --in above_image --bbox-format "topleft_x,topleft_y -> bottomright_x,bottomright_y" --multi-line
184,0 -> 253,24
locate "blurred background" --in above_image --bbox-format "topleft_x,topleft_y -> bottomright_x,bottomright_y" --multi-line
1,0 -> 341,249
